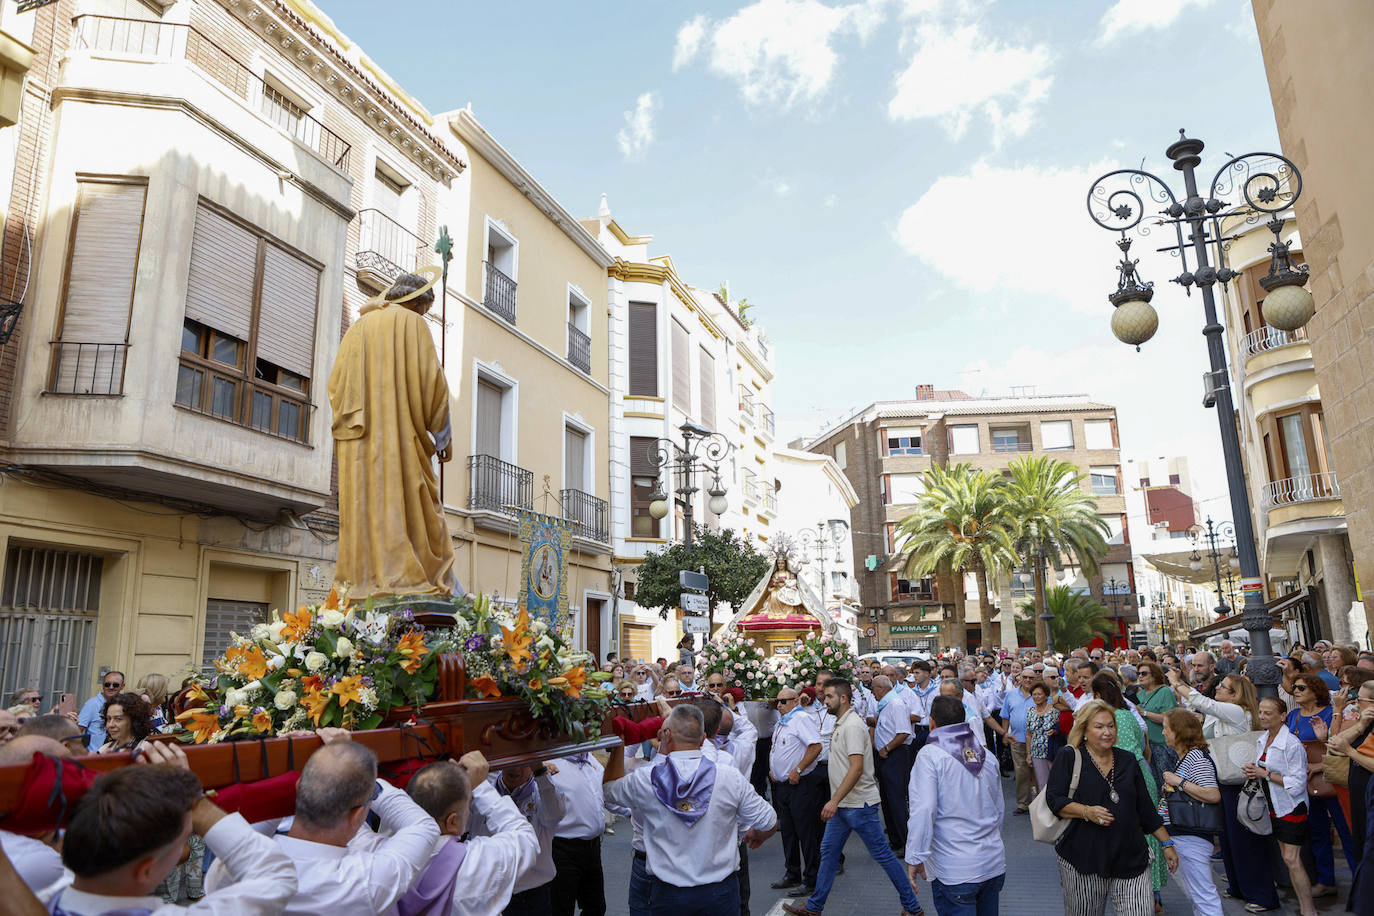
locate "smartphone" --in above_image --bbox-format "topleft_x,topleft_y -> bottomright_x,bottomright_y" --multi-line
57,693 -> 76,716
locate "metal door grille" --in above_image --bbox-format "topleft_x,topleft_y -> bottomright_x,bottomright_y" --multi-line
202,599 -> 269,673
0,546 -> 103,706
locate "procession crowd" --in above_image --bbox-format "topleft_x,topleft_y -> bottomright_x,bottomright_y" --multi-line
2,639 -> 1374,916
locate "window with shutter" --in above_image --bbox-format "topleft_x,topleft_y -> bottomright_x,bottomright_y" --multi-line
630,435 -> 659,538
476,379 -> 503,458
201,599 -> 269,673
698,348 -> 716,430
564,426 -> 587,491
628,302 -> 657,396
51,179 -> 147,395
175,200 -> 317,443
671,320 -> 690,413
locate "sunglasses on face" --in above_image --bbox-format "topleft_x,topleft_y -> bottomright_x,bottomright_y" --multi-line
663,690 -> 681,697
707,682 -> 725,689
0,725 -> 15,736
103,682 -> 122,689
1293,685 -> 1309,692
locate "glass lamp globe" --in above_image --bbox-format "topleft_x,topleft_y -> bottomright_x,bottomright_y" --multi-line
1111,299 -> 1159,347
1262,283 -> 1315,331
1189,557 -> 1202,571
649,498 -> 669,519
708,493 -> 728,515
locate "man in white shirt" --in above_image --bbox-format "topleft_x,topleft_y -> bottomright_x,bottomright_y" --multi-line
871,675 -> 914,851
402,751 -> 539,916
676,663 -> 699,694
744,696 -> 779,798
854,663 -> 878,720
604,705 -> 776,914
905,661 -> 939,749
906,696 -> 1005,915
206,728 -> 438,915
76,669 -> 123,751
475,760 -> 566,915
48,740 -> 296,915
548,751 -> 608,916
768,687 -> 824,896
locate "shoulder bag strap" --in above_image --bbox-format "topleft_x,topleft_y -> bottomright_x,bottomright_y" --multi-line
1068,745 -> 1082,798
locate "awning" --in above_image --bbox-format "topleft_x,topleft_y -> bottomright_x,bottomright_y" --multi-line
1188,588 -> 1310,639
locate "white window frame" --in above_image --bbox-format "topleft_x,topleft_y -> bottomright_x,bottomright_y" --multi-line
562,411 -> 595,494
567,283 -> 591,333
370,154 -> 417,226
1040,419 -> 1074,450
471,358 -> 518,464
833,441 -> 846,469
255,64 -> 322,139
950,424 -> 980,455
1084,419 -> 1115,451
483,217 -> 519,283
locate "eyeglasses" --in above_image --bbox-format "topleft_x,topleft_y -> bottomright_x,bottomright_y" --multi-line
777,697 -> 797,705
663,690 -> 682,697
960,678 -> 975,685
102,682 -> 122,689
707,682 -> 725,688
1292,685 -> 1309,692
20,695 -> 40,705
0,725 -> 16,736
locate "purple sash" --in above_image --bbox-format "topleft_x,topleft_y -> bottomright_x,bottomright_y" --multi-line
395,836 -> 468,916
498,774 -> 540,825
650,753 -> 716,826
47,891 -> 153,916
925,721 -> 986,776
712,733 -> 733,753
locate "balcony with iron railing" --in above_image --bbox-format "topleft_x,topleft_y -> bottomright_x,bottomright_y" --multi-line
567,323 -> 591,374
741,474 -> 760,507
71,16 -> 351,170
561,488 -> 608,543
738,385 -> 756,423
468,454 -> 533,517
991,440 -> 1033,453
47,342 -> 129,396
483,262 -> 517,325
760,487 -> 777,516
1260,472 -> 1341,510
756,403 -> 775,439
1242,324 -> 1307,358
356,209 -> 430,288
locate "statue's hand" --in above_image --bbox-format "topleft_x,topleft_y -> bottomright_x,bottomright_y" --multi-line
437,446 -> 452,463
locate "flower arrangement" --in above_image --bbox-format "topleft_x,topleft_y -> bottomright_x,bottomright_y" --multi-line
788,631 -> 858,687
698,631 -> 770,699
177,590 -> 450,743
761,652 -> 799,699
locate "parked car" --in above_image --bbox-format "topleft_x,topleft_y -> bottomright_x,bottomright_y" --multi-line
858,650 -> 932,669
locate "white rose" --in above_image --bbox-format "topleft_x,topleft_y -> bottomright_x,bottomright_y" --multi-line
242,680 -> 263,695
250,624 -> 270,642
537,634 -> 556,653
274,690 -> 297,710
335,637 -> 354,658
266,654 -> 285,672
320,609 -> 346,630
304,651 -> 328,672
268,620 -> 287,643
532,619 -> 549,635
225,688 -> 247,708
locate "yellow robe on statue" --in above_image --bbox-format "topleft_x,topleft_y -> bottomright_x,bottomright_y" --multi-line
328,301 -> 458,598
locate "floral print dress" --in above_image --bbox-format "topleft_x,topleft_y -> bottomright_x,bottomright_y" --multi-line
1115,707 -> 1168,892
1027,705 -> 1058,760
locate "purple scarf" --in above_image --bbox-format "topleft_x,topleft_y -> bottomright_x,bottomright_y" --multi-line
925,721 -> 986,777
47,891 -> 153,916
650,753 -> 717,826
497,773 -> 541,825
712,733 -> 733,753
395,836 -> 468,916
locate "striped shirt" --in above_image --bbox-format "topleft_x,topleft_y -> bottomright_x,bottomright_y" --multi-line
1159,748 -> 1218,824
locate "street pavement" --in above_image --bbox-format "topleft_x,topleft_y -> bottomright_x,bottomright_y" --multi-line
598,775 -> 1354,915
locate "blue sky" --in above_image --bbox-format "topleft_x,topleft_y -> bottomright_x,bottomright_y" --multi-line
323,0 -> 1278,532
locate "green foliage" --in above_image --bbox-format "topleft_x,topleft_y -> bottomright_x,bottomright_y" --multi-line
636,526 -> 771,619
1004,456 -> 1110,575
1016,586 -> 1115,648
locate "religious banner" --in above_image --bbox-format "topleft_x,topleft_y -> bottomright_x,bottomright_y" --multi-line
518,508 -> 573,636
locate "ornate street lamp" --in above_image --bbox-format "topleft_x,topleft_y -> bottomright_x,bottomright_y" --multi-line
793,520 -> 848,605
1087,131 -> 1306,697
646,421 -> 732,549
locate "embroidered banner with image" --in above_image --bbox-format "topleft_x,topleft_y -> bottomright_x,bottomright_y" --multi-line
518,508 -> 573,636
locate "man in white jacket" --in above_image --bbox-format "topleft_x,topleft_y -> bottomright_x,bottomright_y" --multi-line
402,751 -> 540,916
46,741 -> 296,915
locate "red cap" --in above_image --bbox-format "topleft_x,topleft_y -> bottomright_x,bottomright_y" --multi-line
800,686 -> 816,700
725,687 -> 746,703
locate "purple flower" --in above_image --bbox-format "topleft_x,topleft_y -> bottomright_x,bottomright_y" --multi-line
401,608 -> 414,621
372,656 -> 384,665
218,705 -> 230,717
465,634 -> 487,652
362,676 -> 374,686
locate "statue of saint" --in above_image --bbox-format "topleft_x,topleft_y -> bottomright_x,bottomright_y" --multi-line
328,270 -> 459,598
760,556 -> 803,619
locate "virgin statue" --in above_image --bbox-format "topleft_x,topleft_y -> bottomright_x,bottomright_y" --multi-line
760,555 -> 804,619
328,270 -> 459,598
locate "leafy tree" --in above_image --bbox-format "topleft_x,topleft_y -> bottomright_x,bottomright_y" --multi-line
635,525 -> 771,619
1015,586 -> 1114,649
717,283 -> 754,326
895,463 -> 1017,642
1005,456 -> 1111,648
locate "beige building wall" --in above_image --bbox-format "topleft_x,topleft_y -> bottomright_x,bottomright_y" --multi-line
1253,0 -> 1374,636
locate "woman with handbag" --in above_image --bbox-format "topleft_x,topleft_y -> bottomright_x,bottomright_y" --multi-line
1244,696 -> 1317,916
1046,700 -> 1178,916
1159,708 -> 1223,916
1287,673 -> 1356,896
1172,672 -> 1276,910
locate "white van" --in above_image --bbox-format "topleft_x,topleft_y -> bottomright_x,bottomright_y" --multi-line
858,650 -> 931,669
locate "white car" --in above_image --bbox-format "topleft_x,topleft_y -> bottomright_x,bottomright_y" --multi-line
858,650 -> 931,668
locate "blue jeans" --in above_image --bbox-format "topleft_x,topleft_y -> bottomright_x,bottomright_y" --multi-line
648,874 -> 739,915
807,804 -> 921,914
931,874 -> 1003,916
629,852 -> 651,916
1308,794 -> 1355,886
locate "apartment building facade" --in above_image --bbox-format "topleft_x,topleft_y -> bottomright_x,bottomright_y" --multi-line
437,109 -> 615,654
588,200 -> 778,664
1218,215 -> 1363,645
808,389 -> 1135,651
0,0 -> 466,704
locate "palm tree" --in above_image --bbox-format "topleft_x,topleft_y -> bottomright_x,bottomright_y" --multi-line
1005,456 -> 1111,648
1016,586 -> 1114,649
895,463 -> 1018,646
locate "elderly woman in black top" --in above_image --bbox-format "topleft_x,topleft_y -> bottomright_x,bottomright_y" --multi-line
1048,699 -> 1178,916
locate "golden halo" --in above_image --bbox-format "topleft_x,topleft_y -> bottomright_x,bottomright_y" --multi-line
360,264 -> 443,311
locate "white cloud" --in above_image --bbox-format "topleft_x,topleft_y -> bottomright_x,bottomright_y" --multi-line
1097,0 -> 1214,44
887,22 -> 1052,145
616,92 -> 659,161
673,0 -> 884,108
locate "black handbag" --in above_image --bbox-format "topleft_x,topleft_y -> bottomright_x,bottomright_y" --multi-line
1166,752 -> 1224,834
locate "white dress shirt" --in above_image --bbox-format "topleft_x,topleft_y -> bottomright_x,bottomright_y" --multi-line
809,703 -> 836,763
770,710 -> 822,780
905,682 -> 938,727
725,712 -> 758,778
744,699 -> 779,738
1063,689 -> 1094,711
59,813 -> 296,915
905,736 -> 1006,885
874,697 -> 913,749
2,829 -> 64,897
1256,726 -> 1308,817
473,769 -> 565,892
1182,691 -> 1254,738
207,781 -> 437,916
853,682 -> 877,720
445,781 -> 539,916
548,754 -> 606,839
604,749 -> 776,888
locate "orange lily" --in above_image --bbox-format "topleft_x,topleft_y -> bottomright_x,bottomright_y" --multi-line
185,682 -> 210,707
301,688 -> 330,725
233,704 -> 251,720
395,631 -> 429,675
252,708 -> 273,735
332,675 -> 363,707
281,606 -> 312,643
559,665 -> 587,698
528,678 -> 543,691
176,707 -> 220,744
471,676 -> 502,698
324,587 -> 340,610
300,675 -> 324,693
229,646 -> 268,680
501,608 -> 534,671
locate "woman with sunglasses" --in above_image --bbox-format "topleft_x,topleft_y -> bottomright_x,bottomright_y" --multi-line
8,688 -> 41,720
1245,697 -> 1315,916
1287,673 -> 1355,897
631,665 -> 658,701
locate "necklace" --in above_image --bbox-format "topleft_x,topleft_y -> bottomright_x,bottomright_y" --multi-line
1089,749 -> 1119,804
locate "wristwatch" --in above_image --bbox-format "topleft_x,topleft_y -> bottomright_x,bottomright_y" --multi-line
532,764 -> 549,778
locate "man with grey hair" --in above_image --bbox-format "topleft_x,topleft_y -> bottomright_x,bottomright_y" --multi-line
206,728 -> 439,915
870,676 -> 913,851
604,704 -> 776,910
1190,649 -> 1220,699
1215,640 -> 1239,675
